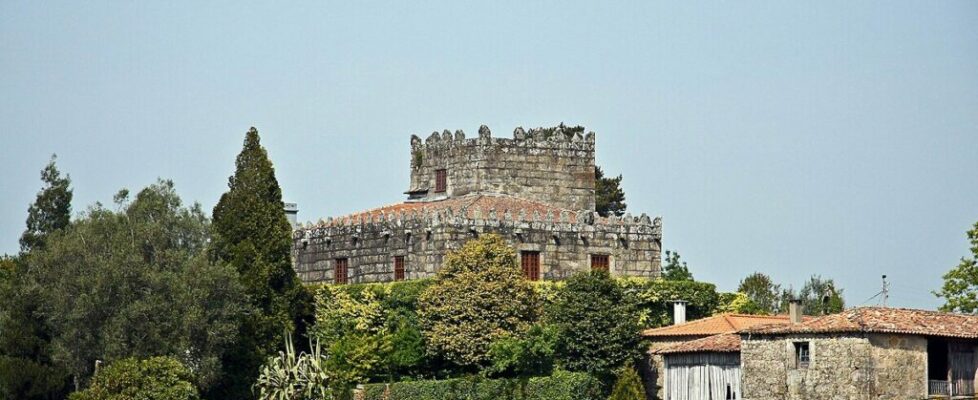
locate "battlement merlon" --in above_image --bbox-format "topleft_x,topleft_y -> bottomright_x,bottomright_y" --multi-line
406,124 -> 597,211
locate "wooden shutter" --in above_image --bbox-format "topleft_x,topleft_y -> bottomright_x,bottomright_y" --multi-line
521,251 -> 540,281
394,256 -> 405,281
334,258 -> 348,284
435,169 -> 447,192
591,254 -> 609,272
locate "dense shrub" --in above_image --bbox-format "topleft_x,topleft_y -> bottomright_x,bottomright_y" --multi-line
486,324 -> 558,378
616,277 -> 720,328
254,335 -> 331,400
417,234 -> 539,370
69,357 -> 199,400
546,271 -> 641,380
359,371 -> 602,400
607,366 -> 644,400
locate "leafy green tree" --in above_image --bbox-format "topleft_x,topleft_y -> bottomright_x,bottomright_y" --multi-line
607,366 -> 644,400
69,357 -> 200,400
661,250 -> 693,281
737,272 -> 783,314
799,275 -> 844,316
417,234 -> 539,370
547,271 -> 641,380
595,166 -> 627,217
20,155 -> 73,253
486,324 -> 558,378
25,180 -> 246,391
211,128 -> 312,398
714,292 -> 764,315
936,221 -> 978,314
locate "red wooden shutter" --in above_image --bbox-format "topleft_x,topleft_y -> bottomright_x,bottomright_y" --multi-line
334,258 -> 348,284
521,251 -> 540,281
435,169 -> 447,192
394,256 -> 405,281
591,254 -> 609,272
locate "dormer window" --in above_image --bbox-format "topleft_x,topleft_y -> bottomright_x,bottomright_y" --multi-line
435,169 -> 447,193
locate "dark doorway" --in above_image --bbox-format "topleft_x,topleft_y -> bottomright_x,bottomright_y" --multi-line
928,338 -> 949,381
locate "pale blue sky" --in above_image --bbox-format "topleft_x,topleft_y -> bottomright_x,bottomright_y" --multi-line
2,2 -> 976,309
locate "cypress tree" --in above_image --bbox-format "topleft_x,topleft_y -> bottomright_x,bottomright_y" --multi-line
210,128 -> 311,398
20,154 -> 73,253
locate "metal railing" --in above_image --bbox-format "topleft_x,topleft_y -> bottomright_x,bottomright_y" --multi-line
929,379 -> 976,398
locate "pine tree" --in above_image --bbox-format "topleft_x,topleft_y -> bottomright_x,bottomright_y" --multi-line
595,166 -> 626,217
210,128 -> 311,398
607,366 -> 645,400
20,155 -> 72,253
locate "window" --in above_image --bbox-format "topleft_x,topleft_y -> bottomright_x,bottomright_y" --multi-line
794,342 -> 810,369
334,258 -> 348,285
435,169 -> 447,193
591,254 -> 609,272
394,256 -> 405,281
521,251 -> 540,281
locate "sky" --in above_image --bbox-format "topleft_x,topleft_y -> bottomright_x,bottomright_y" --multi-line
2,1 -> 976,310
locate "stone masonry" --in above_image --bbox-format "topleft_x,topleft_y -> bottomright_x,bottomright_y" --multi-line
291,124 -> 662,284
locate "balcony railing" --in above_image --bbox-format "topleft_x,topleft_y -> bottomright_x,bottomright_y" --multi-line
929,379 -> 976,398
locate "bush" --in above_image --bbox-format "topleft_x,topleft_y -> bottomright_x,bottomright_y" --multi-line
486,324 -> 558,378
359,371 -> 602,400
546,271 -> 641,380
616,277 -> 720,328
607,366 -> 644,400
254,335 -> 331,400
69,356 -> 199,400
417,235 -> 539,370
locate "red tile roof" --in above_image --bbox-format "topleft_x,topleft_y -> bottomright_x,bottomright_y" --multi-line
743,307 -> 978,339
655,333 -> 741,354
313,193 -> 616,227
641,314 -> 794,337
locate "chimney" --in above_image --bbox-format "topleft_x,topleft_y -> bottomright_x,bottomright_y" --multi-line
789,299 -> 804,324
672,300 -> 688,325
284,203 -> 299,228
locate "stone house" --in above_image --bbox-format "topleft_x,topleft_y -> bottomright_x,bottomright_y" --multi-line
641,302 -> 795,400
740,307 -> 978,400
290,125 -> 662,284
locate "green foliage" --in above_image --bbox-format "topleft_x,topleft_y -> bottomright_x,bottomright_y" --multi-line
661,250 -> 694,281
486,324 -> 558,378
69,356 -> 200,400
607,366 -> 644,400
20,154 -> 73,253
617,277 -> 720,328
737,272 -> 783,314
714,292 -> 764,315
359,371 -> 603,400
936,221 -> 978,314
546,271 -> 641,380
254,335 -> 332,400
799,275 -> 845,316
418,234 -> 539,370
211,128 -> 313,398
595,165 -> 626,218
23,180 -> 247,391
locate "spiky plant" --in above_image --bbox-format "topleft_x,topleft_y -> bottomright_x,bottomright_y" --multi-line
254,334 -> 332,400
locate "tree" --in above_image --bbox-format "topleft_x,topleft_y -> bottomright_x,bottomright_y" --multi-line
799,275 -> 844,316
211,128 -> 312,398
20,155 -> 73,253
69,357 -> 200,400
486,324 -> 558,378
547,271 -> 641,380
935,221 -> 978,314
714,292 -> 764,315
661,250 -> 693,281
737,272 -> 783,314
595,166 -> 626,217
25,180 -> 246,391
607,366 -> 644,400
417,234 -> 539,370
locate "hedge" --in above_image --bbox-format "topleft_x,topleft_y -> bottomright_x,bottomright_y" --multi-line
359,371 -> 602,400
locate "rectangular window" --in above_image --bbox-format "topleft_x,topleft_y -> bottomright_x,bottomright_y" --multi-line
591,254 -> 610,272
435,169 -> 447,193
794,342 -> 810,369
334,258 -> 348,285
394,256 -> 405,281
521,251 -> 540,281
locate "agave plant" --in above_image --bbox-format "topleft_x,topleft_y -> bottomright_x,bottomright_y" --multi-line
254,333 -> 332,400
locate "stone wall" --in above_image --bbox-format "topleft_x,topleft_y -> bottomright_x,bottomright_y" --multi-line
291,206 -> 661,284
740,333 -> 927,400
407,125 -> 596,211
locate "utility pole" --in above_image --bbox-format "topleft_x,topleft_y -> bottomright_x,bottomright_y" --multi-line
881,275 -> 889,308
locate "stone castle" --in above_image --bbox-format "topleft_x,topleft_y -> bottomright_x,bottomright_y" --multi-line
291,124 -> 662,284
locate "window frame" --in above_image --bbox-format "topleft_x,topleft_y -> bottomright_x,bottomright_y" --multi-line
591,254 -> 610,272
334,258 -> 349,285
794,341 -> 811,369
520,251 -> 541,281
393,255 -> 405,281
434,169 -> 447,193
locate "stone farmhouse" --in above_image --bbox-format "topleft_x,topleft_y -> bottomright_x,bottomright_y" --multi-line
290,125 -> 662,284
740,307 -> 978,400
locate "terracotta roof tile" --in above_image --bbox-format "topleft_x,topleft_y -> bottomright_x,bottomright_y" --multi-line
655,333 -> 741,354
743,307 -> 978,339
641,314 -> 794,337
